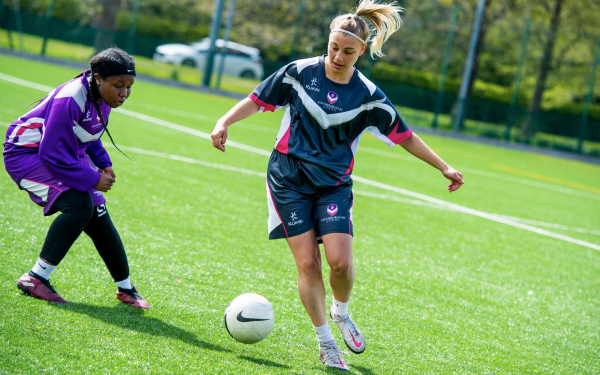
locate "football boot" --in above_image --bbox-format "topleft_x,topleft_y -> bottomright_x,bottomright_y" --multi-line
319,340 -> 349,371
17,271 -> 68,304
330,308 -> 366,354
117,286 -> 149,309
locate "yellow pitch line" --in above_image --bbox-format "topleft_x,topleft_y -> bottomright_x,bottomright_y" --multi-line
490,163 -> 600,195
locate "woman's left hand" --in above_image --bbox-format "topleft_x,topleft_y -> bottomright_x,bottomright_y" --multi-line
100,166 -> 116,179
442,166 -> 464,192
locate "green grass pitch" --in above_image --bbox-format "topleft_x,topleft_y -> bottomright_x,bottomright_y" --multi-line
0,54 -> 599,374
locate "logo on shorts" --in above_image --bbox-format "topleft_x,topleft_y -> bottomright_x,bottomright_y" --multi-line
327,204 -> 338,216
288,211 -> 303,226
327,91 -> 338,104
94,191 -> 103,197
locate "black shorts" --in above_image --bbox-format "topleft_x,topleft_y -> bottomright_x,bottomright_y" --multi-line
266,151 -> 353,240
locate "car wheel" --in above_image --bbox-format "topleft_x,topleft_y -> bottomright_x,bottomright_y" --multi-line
182,59 -> 196,68
240,70 -> 255,79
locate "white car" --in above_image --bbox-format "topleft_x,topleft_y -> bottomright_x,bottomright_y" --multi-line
153,38 -> 264,79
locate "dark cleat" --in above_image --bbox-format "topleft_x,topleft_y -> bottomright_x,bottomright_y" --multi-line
17,271 -> 68,304
117,286 -> 149,309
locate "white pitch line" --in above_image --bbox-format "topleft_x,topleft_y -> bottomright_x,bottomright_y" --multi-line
359,146 -> 600,201
126,102 -> 276,134
104,144 -> 267,178
491,215 -> 600,237
351,175 -> 600,251
2,72 -> 599,251
114,108 -> 272,157
123,101 -> 600,202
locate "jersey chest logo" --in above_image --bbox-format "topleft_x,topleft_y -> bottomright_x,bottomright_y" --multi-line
327,91 -> 338,104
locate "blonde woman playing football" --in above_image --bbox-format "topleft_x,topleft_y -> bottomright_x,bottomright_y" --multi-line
211,0 -> 464,369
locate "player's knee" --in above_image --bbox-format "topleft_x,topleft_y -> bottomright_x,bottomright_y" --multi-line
296,256 -> 322,276
329,258 -> 353,277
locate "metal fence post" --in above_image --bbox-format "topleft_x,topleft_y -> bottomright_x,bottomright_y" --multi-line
216,0 -> 237,90
432,3 -> 459,128
577,32 -> 600,153
202,0 -> 226,87
505,18 -> 531,140
453,0 -> 486,133
40,0 -> 55,56
0,2 -> 12,50
12,0 -> 23,51
289,0 -> 305,63
127,0 -> 141,54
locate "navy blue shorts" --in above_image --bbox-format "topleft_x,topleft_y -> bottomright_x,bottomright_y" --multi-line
266,151 -> 353,240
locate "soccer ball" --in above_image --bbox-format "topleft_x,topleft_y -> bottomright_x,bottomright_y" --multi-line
224,293 -> 274,344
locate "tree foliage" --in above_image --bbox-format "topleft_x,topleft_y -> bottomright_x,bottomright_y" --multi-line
5,0 -> 599,120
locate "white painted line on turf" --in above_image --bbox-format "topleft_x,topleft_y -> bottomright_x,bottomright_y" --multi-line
100,144 -> 600,238
106,143 -> 600,250
2,73 -> 599,251
0,73 -> 271,157
359,146 -> 600,201
126,102 -> 276,134
0,72 -> 54,92
104,144 -> 267,177
352,175 -> 600,251
114,108 -> 273,157
123,101 -> 600,201
355,189 -> 600,236
353,189 -> 455,211
491,215 -> 600,236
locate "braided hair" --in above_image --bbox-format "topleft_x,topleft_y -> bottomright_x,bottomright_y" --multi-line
75,47 -> 136,159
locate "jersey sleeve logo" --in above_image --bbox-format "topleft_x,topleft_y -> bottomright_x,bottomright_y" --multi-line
327,91 -> 339,104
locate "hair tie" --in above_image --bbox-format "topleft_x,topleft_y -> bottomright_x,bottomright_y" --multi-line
331,28 -> 367,44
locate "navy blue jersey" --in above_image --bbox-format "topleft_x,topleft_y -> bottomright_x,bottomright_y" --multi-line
249,55 -> 412,187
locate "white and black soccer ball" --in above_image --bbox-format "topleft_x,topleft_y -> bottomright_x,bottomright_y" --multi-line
224,293 -> 274,344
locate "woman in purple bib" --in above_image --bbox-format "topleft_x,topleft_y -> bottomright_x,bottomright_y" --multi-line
3,47 -> 148,309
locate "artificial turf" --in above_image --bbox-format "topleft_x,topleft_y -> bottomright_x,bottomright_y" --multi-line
0,54 -> 599,374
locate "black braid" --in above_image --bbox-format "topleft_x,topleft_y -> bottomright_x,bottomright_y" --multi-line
87,47 -> 136,160
88,76 -> 131,160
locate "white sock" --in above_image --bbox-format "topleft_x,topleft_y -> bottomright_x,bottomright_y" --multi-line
314,323 -> 335,344
332,296 -> 350,317
31,258 -> 56,280
115,277 -> 133,290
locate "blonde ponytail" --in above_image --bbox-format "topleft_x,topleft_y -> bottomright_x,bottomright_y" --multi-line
330,0 -> 403,58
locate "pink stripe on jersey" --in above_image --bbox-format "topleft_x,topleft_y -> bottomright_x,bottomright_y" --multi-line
387,121 -> 413,144
22,178 -> 65,193
14,122 -> 43,138
275,124 -> 291,154
248,93 -> 277,112
336,157 -> 354,186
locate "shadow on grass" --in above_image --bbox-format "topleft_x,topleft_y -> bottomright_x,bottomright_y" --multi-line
351,364 -> 378,375
238,355 -> 290,369
313,363 -> 377,374
54,302 -> 231,353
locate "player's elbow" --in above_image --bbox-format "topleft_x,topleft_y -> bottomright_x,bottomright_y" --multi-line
398,132 -> 415,149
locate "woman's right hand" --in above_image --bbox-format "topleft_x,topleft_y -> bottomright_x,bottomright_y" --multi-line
94,172 -> 115,192
211,119 -> 229,152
